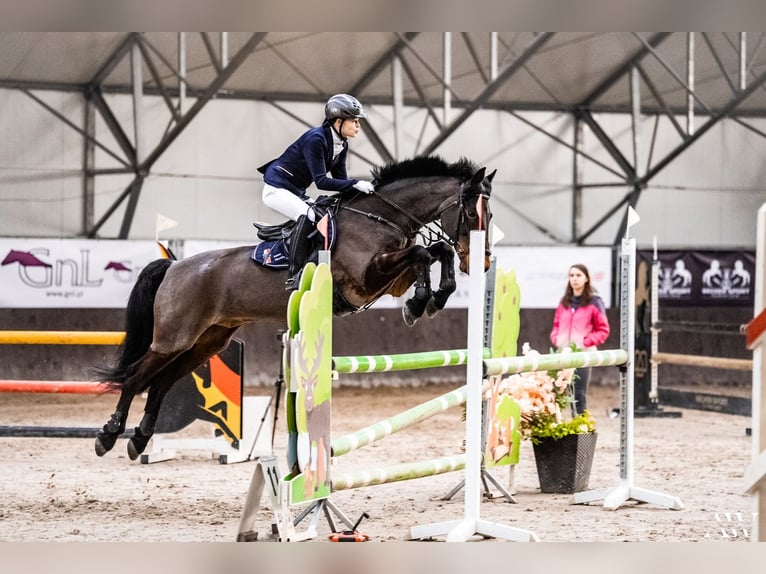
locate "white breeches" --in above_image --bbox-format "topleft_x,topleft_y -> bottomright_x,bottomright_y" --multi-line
262,184 -> 315,222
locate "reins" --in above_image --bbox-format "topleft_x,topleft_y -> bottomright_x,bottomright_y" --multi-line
338,187 -> 477,249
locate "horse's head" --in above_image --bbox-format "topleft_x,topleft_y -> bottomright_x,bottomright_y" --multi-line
440,166 -> 495,274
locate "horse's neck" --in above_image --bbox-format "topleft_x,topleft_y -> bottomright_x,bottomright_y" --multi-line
380,178 -> 459,228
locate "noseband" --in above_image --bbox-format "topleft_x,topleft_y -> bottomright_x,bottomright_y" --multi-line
338,182 -> 490,250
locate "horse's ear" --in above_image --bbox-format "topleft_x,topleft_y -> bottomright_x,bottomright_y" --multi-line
487,169 -> 497,183
470,167 -> 486,186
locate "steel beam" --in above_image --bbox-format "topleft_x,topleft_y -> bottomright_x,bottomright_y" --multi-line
23,88 -> 130,168
423,32 -> 554,155
580,110 -> 636,179
581,33 -> 670,107
138,33 -> 267,172
641,67 -> 766,184
89,87 -> 136,166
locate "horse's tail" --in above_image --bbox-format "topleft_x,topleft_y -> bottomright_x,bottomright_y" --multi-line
95,258 -> 173,389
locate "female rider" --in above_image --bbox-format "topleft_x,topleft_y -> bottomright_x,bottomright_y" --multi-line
258,94 -> 374,288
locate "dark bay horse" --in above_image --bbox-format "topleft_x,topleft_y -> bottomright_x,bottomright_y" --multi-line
95,155 -> 495,460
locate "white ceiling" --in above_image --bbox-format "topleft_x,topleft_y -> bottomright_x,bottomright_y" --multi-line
2,32 -> 766,116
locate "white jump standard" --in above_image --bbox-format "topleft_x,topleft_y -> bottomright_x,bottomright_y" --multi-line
571,212 -> 683,511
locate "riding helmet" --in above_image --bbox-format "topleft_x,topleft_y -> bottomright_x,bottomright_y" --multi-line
325,94 -> 367,120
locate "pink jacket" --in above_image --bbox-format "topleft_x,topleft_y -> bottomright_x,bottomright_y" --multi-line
550,295 -> 610,351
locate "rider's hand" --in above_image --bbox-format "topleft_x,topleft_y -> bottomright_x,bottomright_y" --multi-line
353,180 -> 375,194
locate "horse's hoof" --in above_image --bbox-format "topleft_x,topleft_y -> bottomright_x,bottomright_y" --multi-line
402,305 -> 418,327
95,432 -> 115,457
127,439 -> 141,461
95,438 -> 108,457
425,298 -> 440,318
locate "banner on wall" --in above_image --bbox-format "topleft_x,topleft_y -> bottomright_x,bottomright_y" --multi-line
637,249 -> 755,307
1,238 -> 614,310
0,239 -> 163,308
376,245 -> 613,310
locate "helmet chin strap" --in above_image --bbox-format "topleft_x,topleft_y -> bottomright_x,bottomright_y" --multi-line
332,118 -> 348,140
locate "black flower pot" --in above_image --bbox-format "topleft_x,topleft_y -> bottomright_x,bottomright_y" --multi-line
532,432 -> 597,494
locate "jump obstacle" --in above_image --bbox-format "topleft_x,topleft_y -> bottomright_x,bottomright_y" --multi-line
238,226 -> 680,543
646,240 -> 753,416
0,330 -> 271,464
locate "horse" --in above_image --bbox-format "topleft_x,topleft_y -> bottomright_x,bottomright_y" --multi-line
94,155 -> 495,460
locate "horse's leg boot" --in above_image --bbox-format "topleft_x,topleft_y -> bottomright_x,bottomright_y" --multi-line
286,214 -> 313,290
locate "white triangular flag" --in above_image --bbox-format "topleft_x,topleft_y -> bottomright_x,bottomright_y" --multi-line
626,206 -> 640,231
155,213 -> 178,241
491,223 -> 505,247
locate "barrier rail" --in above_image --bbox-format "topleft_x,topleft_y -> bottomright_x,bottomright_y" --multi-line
0,331 -> 124,345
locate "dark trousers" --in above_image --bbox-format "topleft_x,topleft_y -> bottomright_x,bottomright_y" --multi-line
573,367 -> 591,414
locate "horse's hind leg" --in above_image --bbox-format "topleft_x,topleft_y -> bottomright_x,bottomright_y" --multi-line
95,349 -> 179,457
126,326 -> 239,460
95,386 -> 137,456
425,241 -> 457,318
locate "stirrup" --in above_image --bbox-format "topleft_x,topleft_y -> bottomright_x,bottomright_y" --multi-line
285,269 -> 302,291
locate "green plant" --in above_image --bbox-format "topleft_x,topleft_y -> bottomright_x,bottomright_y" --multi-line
492,343 -> 596,443
526,410 -> 596,444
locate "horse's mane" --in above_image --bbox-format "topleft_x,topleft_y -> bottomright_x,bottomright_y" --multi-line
371,155 -> 478,188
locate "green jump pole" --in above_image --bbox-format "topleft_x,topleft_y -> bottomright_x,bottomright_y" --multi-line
331,454 -> 466,491
331,386 -> 468,458
332,348 -> 490,374
483,349 -> 628,377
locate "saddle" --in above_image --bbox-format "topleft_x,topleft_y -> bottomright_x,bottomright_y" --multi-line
251,200 -> 338,269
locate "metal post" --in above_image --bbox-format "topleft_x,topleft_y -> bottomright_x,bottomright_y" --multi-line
740,32 -> 748,91
630,66 -> 641,177
178,32 -> 186,114
490,32 -> 498,81
572,115 -> 583,242
443,32 -> 452,125
220,32 -> 228,68
131,39 -> 144,165
392,55 -> 403,160
686,32 -> 695,136
651,236 -> 659,403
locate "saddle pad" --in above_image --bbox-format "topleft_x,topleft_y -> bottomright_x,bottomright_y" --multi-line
251,210 -> 338,269
251,240 -> 289,269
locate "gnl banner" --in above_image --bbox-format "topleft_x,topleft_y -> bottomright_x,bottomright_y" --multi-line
0,239 -> 162,308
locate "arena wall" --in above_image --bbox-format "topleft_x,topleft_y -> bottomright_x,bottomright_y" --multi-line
0,306 -> 750,389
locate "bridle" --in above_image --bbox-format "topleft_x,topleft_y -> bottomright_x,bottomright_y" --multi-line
338,180 -> 491,250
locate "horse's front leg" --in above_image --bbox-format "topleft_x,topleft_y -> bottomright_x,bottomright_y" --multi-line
424,241 -> 457,318
402,259 -> 433,327
366,245 -> 434,327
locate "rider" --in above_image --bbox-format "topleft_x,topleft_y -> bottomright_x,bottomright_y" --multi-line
258,94 -> 375,289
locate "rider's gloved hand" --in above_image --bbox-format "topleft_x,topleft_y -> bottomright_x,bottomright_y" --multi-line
353,180 -> 375,194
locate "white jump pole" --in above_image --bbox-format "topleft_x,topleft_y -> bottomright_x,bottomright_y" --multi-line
744,202 -> 766,541
409,230 -> 539,542
572,207 -> 684,511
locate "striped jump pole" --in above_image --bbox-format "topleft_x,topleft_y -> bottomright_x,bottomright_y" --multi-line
331,385 -> 470,458
332,454 -> 466,491
0,331 -> 124,345
332,348 -> 490,374
483,349 -> 629,377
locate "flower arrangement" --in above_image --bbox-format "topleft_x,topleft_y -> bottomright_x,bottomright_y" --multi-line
490,343 -> 596,444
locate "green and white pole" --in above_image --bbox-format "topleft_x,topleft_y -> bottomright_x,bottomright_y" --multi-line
483,349 -> 628,377
333,348 -> 490,374
331,385 -> 469,457
332,454 -> 466,491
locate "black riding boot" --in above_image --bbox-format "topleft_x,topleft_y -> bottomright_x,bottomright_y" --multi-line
286,214 -> 314,290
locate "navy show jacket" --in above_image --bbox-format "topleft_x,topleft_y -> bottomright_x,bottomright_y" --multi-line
258,123 -> 359,199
